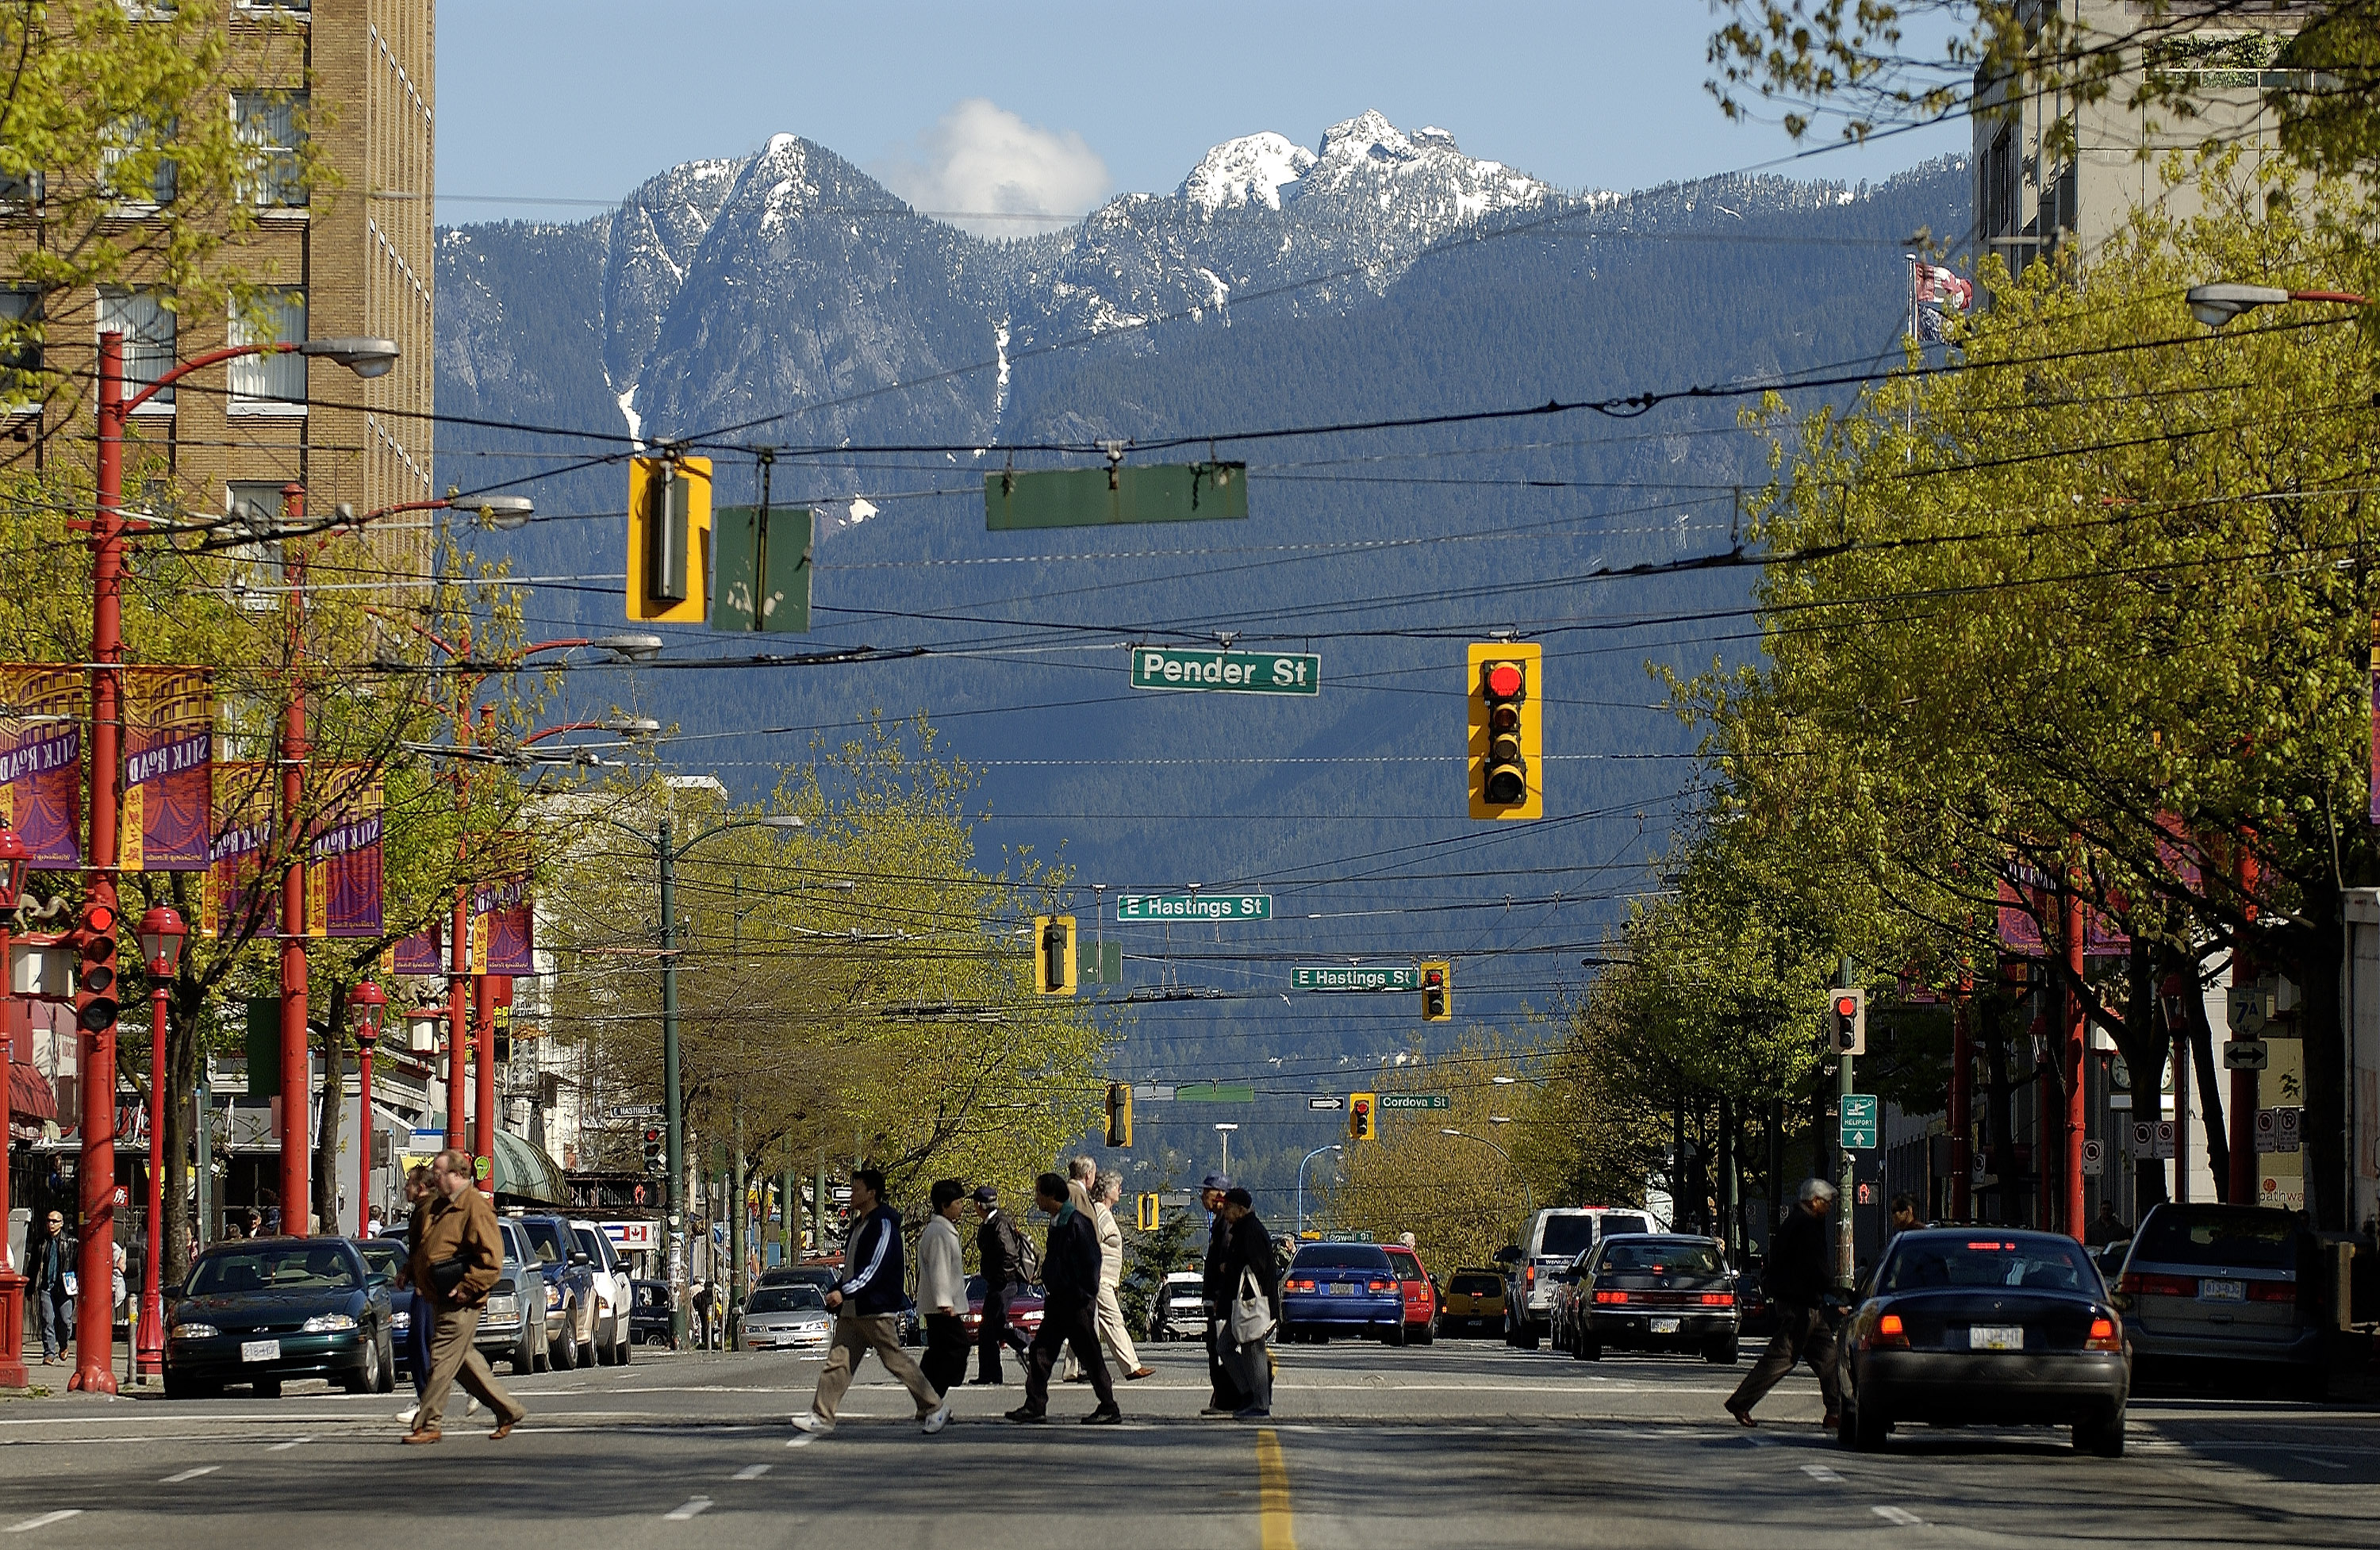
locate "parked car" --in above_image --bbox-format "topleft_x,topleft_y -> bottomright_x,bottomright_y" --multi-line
165,1237 -> 394,1399
515,1213 -> 601,1370
629,1278 -> 672,1345
2115,1203 -> 2323,1395
350,1237 -> 413,1378
570,1218 -> 635,1366
742,1282 -> 834,1352
1555,1233 -> 1740,1364
1836,1228 -> 2129,1456
960,1275 -> 1045,1342
1503,1207 -> 1657,1349
1280,1243 -> 1405,1344
757,1263 -> 841,1294
1440,1268 -> 1507,1337
1149,1271 -> 1207,1340
1381,1244 -> 1440,1344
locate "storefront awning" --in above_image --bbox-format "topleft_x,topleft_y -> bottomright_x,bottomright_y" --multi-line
491,1130 -> 570,1207
8,1062 -> 57,1122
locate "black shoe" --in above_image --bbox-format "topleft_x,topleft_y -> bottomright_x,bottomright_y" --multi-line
1233,1406 -> 1271,1421
1084,1405 -> 1123,1425
966,1376 -> 1003,1386
1005,1406 -> 1046,1423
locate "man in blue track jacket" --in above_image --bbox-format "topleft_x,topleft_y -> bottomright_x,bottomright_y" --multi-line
793,1168 -> 950,1437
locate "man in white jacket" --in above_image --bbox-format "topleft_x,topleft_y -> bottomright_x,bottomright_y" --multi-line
917,1179 -> 970,1399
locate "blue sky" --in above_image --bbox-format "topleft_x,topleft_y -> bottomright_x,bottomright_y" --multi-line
436,2 -> 1969,228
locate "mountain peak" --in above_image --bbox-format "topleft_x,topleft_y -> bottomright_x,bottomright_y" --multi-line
1317,109 -> 1414,163
1179,130 -> 1319,213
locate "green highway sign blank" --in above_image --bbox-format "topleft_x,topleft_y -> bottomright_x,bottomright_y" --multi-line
1116,894 -> 1273,923
1840,1094 -> 1879,1150
1130,648 -> 1319,696
1378,1094 -> 1451,1111
1177,1082 -> 1256,1103
1293,965 -> 1418,992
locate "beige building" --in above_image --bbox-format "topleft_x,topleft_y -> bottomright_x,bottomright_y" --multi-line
6,1 -> 435,570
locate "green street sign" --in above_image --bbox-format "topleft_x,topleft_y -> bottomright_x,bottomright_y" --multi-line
985,462 -> 1248,530
1177,1082 -> 1255,1103
1130,648 -> 1319,696
1379,1094 -> 1451,1111
1116,893 -> 1272,923
1077,938 -> 1123,985
1840,1094 -> 1879,1150
710,504 -> 812,632
1293,965 -> 1418,992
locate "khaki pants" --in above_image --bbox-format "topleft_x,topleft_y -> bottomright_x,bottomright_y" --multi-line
810,1312 -> 942,1424
419,1305 -> 524,1433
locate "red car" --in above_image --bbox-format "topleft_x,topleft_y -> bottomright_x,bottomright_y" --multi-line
961,1275 -> 1045,1338
1382,1244 -> 1440,1345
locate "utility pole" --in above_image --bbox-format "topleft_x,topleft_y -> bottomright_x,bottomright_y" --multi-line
659,813 -> 685,1347
278,484 -> 311,1236
1836,957 -> 1856,1286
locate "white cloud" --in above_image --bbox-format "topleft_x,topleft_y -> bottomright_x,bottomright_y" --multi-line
871,99 -> 1109,237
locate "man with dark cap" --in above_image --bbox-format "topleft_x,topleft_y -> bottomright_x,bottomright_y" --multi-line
1198,1173 -> 1248,1417
970,1184 -> 1033,1383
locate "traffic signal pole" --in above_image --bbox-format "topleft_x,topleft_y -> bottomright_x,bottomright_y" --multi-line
1835,959 -> 1856,1287
278,486 -> 312,1237
659,815 -> 686,1349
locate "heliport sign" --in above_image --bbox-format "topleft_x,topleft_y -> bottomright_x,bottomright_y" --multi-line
1130,647 -> 1319,696
1115,893 -> 1273,923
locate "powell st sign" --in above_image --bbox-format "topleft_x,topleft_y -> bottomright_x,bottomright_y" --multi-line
1130,647 -> 1319,696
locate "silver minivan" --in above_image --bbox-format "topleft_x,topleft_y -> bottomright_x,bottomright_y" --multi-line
1503,1207 -> 1657,1349
2116,1203 -> 2323,1396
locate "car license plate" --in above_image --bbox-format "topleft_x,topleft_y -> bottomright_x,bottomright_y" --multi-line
240,1338 -> 280,1364
2200,1278 -> 2245,1302
1330,1282 -> 1355,1297
1650,1317 -> 1682,1334
1968,1325 -> 2024,1351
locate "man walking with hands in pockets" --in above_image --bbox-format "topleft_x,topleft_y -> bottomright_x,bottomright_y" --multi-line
793,1168 -> 951,1437
404,1149 -> 525,1444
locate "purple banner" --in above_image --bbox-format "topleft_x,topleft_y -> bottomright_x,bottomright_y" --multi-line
203,762 -> 274,938
308,769 -> 382,938
391,919 -> 444,976
121,666 -> 213,871
0,666 -> 84,867
472,877 -> 533,976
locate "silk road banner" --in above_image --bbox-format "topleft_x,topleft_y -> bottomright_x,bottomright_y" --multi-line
308,767 -> 382,938
390,919 -> 443,976
202,762 -> 274,938
120,666 -> 213,871
471,876 -> 533,976
0,666 -> 83,867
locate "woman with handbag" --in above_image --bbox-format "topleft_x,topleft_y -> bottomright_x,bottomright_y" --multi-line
1219,1188 -> 1280,1421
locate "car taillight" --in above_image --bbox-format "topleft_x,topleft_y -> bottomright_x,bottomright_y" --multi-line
1288,1279 -> 1316,1292
2086,1316 -> 2122,1351
1699,1292 -> 1733,1306
1367,1280 -> 1392,1292
1872,1312 -> 1909,1349
1594,1290 -> 1630,1305
2247,1280 -> 2296,1303
2119,1272 -> 2198,1299
1526,1265 -> 1536,1287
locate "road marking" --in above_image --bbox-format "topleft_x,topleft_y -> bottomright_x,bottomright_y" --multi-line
2304,1456 -> 2349,1470
267,1437 -> 309,1452
786,1433 -> 819,1448
160,1466 -> 221,1483
1801,1464 -> 1844,1483
663,1498 -> 714,1522
731,1464 -> 772,1480
1257,1429 -> 1297,1550
1873,1506 -> 1924,1526
3,1513 -> 80,1533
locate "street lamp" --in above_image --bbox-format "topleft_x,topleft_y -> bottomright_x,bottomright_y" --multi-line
594,808 -> 804,1346
133,904 -> 186,1380
1296,1143 -> 1342,1239
1215,1122 -> 1239,1178
294,336 -> 400,376
2185,282 -> 2367,328
1440,1126 -> 1534,1220
0,822 -> 29,1389
349,981 -> 388,1233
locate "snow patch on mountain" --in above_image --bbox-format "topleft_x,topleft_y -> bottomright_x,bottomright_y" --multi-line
1180,132 -> 1317,213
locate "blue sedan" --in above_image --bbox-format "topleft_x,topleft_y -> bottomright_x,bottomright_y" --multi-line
1280,1244 -> 1406,1344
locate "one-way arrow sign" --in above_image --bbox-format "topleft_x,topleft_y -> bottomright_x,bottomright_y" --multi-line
1307,1096 -> 1345,1111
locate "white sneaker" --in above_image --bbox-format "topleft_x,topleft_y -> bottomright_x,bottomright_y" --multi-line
790,1413 -> 834,1436
464,1395 -> 480,1418
921,1402 -> 952,1435
393,1405 -> 419,1427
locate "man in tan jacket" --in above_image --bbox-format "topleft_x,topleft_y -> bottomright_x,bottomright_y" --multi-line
405,1149 -> 527,1444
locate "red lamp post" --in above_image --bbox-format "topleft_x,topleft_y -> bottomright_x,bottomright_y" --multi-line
132,904 -> 186,1379
349,981 -> 387,1226
0,819 -> 33,1390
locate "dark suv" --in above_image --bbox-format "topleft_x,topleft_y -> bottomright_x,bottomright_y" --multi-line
515,1213 -> 601,1369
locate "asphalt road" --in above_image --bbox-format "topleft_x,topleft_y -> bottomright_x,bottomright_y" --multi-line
2,1334 -> 2373,1548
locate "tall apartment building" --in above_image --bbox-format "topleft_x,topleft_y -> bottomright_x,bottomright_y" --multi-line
1971,2 -> 2315,270
7,1 -> 435,569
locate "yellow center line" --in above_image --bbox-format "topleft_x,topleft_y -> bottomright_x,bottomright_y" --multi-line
1257,1427 -> 1297,1550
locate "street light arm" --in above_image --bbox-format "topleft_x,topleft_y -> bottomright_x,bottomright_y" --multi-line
1440,1127 -> 1512,1162
673,813 -> 804,861
116,341 -> 277,417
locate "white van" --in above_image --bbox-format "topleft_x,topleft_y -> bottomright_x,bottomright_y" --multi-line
1503,1207 -> 1657,1349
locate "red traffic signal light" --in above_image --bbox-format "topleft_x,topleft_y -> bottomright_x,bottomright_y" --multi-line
1827,988 -> 1867,1055
1468,643 -> 1542,819
73,901 -> 120,1032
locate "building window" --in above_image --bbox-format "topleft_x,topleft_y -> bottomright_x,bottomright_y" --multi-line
99,116 -> 178,209
225,482 -> 286,611
227,288 -> 305,409
232,92 -> 306,208
95,287 -> 176,409
0,288 -> 40,393
0,167 -> 40,210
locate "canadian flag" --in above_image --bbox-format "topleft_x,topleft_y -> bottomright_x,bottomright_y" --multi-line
1914,263 -> 1975,313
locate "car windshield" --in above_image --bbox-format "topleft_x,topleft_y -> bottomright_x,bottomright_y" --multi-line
1537,1215 -> 1595,1258
351,1241 -> 405,1276
1293,1245 -> 1392,1270
521,1221 -> 567,1264
1879,1237 -> 2097,1293
1599,1242 -> 1723,1276
1449,1274 -> 1501,1295
746,1286 -> 826,1314
2134,1209 -> 2300,1271
188,1245 -> 359,1295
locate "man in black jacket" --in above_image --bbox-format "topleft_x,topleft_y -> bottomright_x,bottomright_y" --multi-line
1008,1173 -> 1120,1424
1726,1178 -> 1843,1427
794,1168 -> 950,1437
1219,1189 -> 1280,1419
1196,1173 -> 1247,1416
970,1185 -> 1032,1383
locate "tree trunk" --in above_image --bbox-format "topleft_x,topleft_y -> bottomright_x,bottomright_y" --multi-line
160,973 -> 209,1286
1983,996 -> 2021,1228
2117,940 -> 2174,1221
2186,976 -> 2232,1201
315,980 -> 348,1237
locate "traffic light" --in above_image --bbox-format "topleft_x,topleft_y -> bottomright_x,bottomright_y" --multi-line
1420,961 -> 1451,1022
1033,914 -> 1077,996
1467,642 -> 1543,819
1349,1092 -> 1376,1141
627,454 -> 713,623
1135,1192 -> 1161,1232
642,1126 -> 665,1176
1827,988 -> 1868,1056
1104,1080 -> 1134,1148
72,901 -> 119,1033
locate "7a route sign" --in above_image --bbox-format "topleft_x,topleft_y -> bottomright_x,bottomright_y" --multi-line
1131,647 -> 1319,696
1116,893 -> 1272,922
1292,965 -> 1418,992
1839,1094 -> 1879,1149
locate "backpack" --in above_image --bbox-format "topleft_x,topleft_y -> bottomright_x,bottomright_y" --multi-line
1008,1218 -> 1043,1287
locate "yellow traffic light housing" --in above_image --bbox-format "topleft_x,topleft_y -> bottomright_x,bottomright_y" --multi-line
1135,1192 -> 1161,1232
1420,961 -> 1451,1022
1468,642 -> 1543,819
1349,1092 -> 1376,1141
627,455 -> 713,622
1033,914 -> 1077,995
1105,1080 -> 1134,1147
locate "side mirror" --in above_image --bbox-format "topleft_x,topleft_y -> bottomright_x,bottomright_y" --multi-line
572,1252 -> 592,1266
